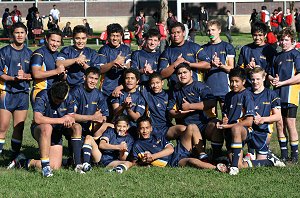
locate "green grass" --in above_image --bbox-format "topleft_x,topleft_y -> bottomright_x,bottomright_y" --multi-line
0,34 -> 300,197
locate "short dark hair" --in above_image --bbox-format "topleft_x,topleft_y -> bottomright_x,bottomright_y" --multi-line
46,28 -> 62,39
229,67 -> 247,81
251,22 -> 268,35
175,63 -> 192,74
149,72 -> 163,81
50,81 -> 70,100
123,68 -> 140,82
144,28 -> 161,40
73,25 -> 88,37
5,8 -> 9,12
137,116 -> 152,127
170,22 -> 185,32
115,115 -> 129,125
85,67 -> 100,76
107,23 -> 123,36
11,22 -> 27,34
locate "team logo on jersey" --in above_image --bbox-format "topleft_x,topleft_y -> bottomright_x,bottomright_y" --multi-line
156,139 -> 161,144
85,104 -> 89,108
53,111 -> 57,115
25,60 -> 30,63
286,59 -> 293,62
230,104 -> 233,108
278,61 -> 282,65
260,56 -> 266,60
187,53 -> 194,56
220,51 -> 226,54
164,101 -> 168,104
187,93 -> 195,96
59,108 -> 67,112
263,102 -> 270,105
92,102 -> 97,105
255,106 -> 259,110
237,103 -> 242,106
157,103 -> 161,107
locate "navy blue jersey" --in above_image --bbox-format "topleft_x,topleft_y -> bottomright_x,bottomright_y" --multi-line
33,90 -> 75,120
111,89 -> 145,127
271,49 -> 300,106
31,46 -> 60,99
71,85 -> 109,130
57,46 -> 101,87
202,41 -> 235,96
223,89 -> 255,124
0,45 -> 32,93
132,134 -> 172,167
131,49 -> 160,83
159,41 -> 210,86
100,127 -> 134,161
237,43 -> 276,72
252,88 -> 280,133
167,81 -> 215,125
98,44 -> 131,96
140,86 -> 171,129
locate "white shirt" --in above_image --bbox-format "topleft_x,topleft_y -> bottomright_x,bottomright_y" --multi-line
50,8 -> 60,20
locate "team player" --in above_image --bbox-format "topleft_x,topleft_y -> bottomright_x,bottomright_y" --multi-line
0,22 -> 32,158
30,28 -> 65,104
203,19 -> 235,116
159,22 -> 210,88
131,28 -> 161,85
56,25 -> 101,89
81,115 -> 134,173
132,117 -> 227,172
111,68 -> 145,138
269,28 -> 300,163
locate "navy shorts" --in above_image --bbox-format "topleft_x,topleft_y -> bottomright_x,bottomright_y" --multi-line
225,126 -> 251,150
281,103 -> 298,118
215,95 -> 226,103
0,91 -> 29,112
245,131 -> 269,155
100,154 -> 118,167
31,123 -> 64,146
169,140 -> 191,167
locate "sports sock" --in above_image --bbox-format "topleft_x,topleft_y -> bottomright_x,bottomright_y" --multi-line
0,138 -> 5,154
278,137 -> 288,160
41,158 -> 50,169
71,137 -> 83,166
290,140 -> 298,161
11,138 -> 22,157
114,164 -> 128,173
82,144 -> 92,163
231,142 -> 242,168
246,159 -> 273,167
211,141 -> 223,159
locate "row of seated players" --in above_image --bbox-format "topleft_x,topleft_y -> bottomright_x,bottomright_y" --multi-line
1,21 -> 299,176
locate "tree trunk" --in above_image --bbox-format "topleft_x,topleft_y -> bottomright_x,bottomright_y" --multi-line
290,1 -> 296,31
160,0 -> 168,22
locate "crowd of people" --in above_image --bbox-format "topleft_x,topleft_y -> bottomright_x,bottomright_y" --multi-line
0,5 -> 299,178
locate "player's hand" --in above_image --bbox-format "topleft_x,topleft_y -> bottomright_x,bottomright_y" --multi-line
254,112 -> 264,125
56,65 -> 65,75
181,98 -> 191,111
112,85 -> 124,97
174,53 -> 187,68
246,57 -> 256,69
119,141 -> 128,152
92,110 -> 103,122
216,122 -> 230,129
114,51 -> 126,68
144,60 -> 153,74
75,51 -> 87,66
270,74 -> 280,86
62,115 -> 75,128
222,114 -> 228,125
144,151 -> 153,163
211,52 -> 222,68
124,94 -> 132,108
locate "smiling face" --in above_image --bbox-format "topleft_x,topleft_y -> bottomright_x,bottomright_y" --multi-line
109,32 -> 122,48
138,120 -> 152,139
115,121 -> 129,136
47,34 -> 62,52
150,77 -> 163,93
145,36 -> 160,51
170,26 -> 185,46
252,31 -> 266,46
230,76 -> 245,93
251,72 -> 265,91
73,32 -> 87,50
12,27 -> 27,45
279,35 -> 294,52
177,67 -> 193,85
84,72 -> 99,91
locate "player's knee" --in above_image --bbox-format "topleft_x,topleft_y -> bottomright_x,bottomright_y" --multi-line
39,124 -> 53,138
84,135 -> 93,144
231,125 -> 242,138
72,123 -> 82,136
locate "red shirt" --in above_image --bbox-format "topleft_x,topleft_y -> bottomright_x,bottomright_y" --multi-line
286,14 -> 293,26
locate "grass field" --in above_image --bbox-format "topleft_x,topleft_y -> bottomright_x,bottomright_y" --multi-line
1,33 -> 300,197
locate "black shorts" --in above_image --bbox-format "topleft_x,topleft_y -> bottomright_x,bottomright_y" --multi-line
281,103 -> 298,118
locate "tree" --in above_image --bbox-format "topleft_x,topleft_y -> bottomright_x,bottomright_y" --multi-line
160,0 -> 168,22
290,1 -> 296,31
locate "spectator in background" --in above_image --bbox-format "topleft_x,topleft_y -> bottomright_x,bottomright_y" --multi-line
260,6 -> 270,26
249,9 -> 258,27
31,11 -> 44,45
12,5 -> 21,23
198,6 -> 208,35
270,9 -> 280,35
83,19 -> 93,36
26,3 -> 38,40
187,15 -> 196,42
49,4 -> 60,24
285,8 -> 293,27
167,10 -> 177,32
123,28 -> 134,48
2,8 -> 10,37
225,10 -> 233,44
47,15 -> 59,30
62,22 -> 72,37
135,10 -> 145,49
295,9 -> 300,41
156,19 -> 168,53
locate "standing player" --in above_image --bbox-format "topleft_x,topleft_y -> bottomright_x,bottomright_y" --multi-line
269,28 -> 300,163
30,28 -> 65,104
0,22 -> 32,158
56,25 -> 101,89
203,19 -> 235,116
159,22 -> 210,88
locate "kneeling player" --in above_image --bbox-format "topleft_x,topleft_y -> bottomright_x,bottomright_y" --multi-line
81,115 -> 134,173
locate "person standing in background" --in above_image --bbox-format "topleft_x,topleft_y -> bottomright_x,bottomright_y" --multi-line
49,5 -> 60,25
249,9 -> 258,27
225,10 -> 233,44
198,6 -> 208,36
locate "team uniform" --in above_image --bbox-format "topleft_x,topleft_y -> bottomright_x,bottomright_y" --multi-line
202,41 -> 235,101
159,41 -> 210,87
140,86 -> 172,137
98,44 -> 131,97
167,81 -> 215,133
30,46 -> 60,104
71,85 -> 109,136
98,127 -> 134,166
131,49 -> 160,84
31,90 -> 75,145
0,45 -> 32,111
57,46 -> 101,88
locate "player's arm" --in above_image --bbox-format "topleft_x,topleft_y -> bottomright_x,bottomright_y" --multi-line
126,108 -> 141,122
189,61 -> 210,70
0,74 -> 16,81
34,111 -> 65,125
112,102 -> 126,117
99,138 -> 127,151
255,108 -> 281,124
181,98 -> 215,111
32,65 -> 64,79
148,144 -> 174,161
218,56 -> 235,73
189,48 -> 211,70
275,73 -> 300,87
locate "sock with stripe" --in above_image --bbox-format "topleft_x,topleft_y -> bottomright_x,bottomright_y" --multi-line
41,158 -> 50,169
231,142 -> 243,168
11,138 -> 22,158
211,141 -> 223,159
246,159 -> 273,167
290,140 -> 298,162
0,138 -> 5,154
71,137 -> 83,166
82,144 -> 92,163
114,164 -> 128,173
278,137 -> 288,160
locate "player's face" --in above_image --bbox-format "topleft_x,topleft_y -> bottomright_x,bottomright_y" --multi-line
251,72 -> 265,91
125,73 -> 138,90
252,31 -> 266,46
145,36 -> 160,51
207,24 -> 221,42
84,72 -> 99,90
73,32 -> 87,50
109,32 -> 122,47
170,27 -> 185,45
115,121 -> 129,136
230,76 -> 245,92
47,34 -> 62,52
150,77 -> 163,93
138,121 -> 152,139
177,67 -> 193,85
279,35 -> 294,52
12,27 -> 27,45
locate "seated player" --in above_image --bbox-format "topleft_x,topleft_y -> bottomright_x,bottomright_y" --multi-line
56,25 -> 101,89
81,115 -> 134,173
203,19 -> 235,117
132,117 -> 227,172
69,67 -> 110,168
167,63 -> 224,160
131,28 -> 161,85
111,68 -> 145,138
30,28 -> 65,104
8,82 -> 75,177
0,22 -> 32,159
269,28 -> 300,163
